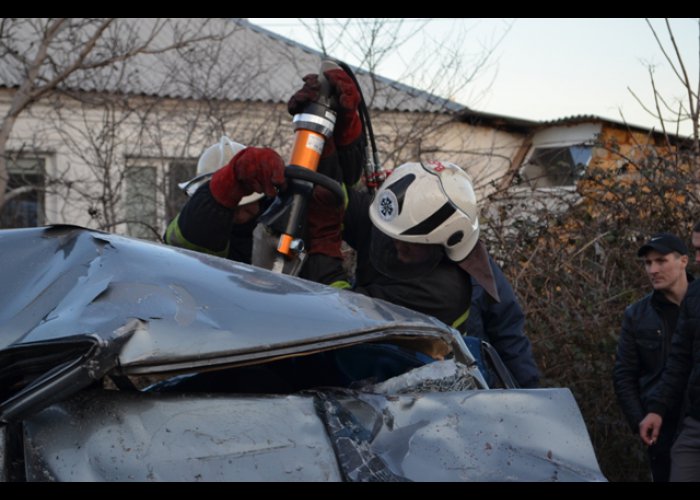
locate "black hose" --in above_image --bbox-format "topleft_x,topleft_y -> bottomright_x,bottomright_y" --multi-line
332,59 -> 383,191
285,165 -> 344,204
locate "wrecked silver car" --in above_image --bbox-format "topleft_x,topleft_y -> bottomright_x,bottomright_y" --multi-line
0,226 -> 605,481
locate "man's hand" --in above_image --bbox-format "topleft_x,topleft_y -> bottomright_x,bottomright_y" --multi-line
288,69 -> 362,146
639,413 -> 663,446
287,73 -> 322,115
210,147 -> 286,209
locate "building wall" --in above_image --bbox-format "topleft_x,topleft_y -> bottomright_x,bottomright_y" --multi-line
484,121 -> 682,237
369,110 -> 528,198
2,88 -> 524,238
1,89 -> 294,236
425,120 -> 528,196
592,123 -> 673,171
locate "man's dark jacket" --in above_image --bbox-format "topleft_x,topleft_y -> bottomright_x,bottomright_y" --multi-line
613,275 -> 693,431
648,278 -> 700,421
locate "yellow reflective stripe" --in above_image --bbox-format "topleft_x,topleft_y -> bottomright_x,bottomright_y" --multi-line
452,307 -> 470,331
329,280 -> 352,290
165,214 -> 229,258
338,183 -> 349,233
342,183 -> 349,210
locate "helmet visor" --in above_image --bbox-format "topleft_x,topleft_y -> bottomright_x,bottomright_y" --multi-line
178,173 -> 213,197
369,226 -> 444,280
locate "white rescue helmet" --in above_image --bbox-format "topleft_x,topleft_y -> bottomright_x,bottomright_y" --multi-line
369,160 -> 480,262
179,136 -> 265,206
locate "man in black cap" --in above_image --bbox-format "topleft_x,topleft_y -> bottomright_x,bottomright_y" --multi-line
613,232 -> 691,481
640,224 -> 700,481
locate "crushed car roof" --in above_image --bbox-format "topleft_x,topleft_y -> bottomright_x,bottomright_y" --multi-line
0,225 -> 475,423
0,225 -> 461,371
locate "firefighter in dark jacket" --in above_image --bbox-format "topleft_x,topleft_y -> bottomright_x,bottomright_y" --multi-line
466,256 -> 540,388
325,159 -> 488,330
614,233 -> 691,482
165,68 -> 539,387
287,73 -> 539,385
164,69 -> 365,265
165,136 -> 277,263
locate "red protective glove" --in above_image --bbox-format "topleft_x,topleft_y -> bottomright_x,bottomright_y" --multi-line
209,147 -> 286,209
287,73 -> 321,115
307,185 -> 344,259
288,69 -> 362,147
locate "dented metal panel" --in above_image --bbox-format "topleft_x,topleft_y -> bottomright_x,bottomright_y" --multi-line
0,226 -> 606,481
23,391 -> 342,482
332,389 -> 606,481
0,226 -> 464,372
22,388 -> 604,482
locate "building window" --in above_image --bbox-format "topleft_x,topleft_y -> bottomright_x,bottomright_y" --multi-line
1,157 -> 45,228
521,145 -> 592,188
166,161 -> 196,224
125,165 -> 157,239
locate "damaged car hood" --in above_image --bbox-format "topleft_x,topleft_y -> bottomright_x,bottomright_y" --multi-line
0,225 -> 461,369
0,226 -> 606,481
0,226 -> 474,423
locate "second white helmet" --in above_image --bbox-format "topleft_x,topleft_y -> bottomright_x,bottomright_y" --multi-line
369,160 -> 479,262
180,136 -> 265,206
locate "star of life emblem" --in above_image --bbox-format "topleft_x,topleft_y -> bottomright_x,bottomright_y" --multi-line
377,191 -> 398,221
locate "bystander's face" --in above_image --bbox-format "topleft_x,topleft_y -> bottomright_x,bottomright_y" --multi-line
692,231 -> 700,265
643,249 -> 688,293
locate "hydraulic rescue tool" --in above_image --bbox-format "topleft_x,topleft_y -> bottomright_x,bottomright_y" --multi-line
252,59 -> 383,276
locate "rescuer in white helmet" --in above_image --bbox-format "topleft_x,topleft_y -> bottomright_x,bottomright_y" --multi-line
164,64 -> 366,265
164,135 -> 287,262
324,160 -> 487,329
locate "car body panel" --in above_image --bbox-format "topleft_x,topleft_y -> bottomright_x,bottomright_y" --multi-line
0,226 -> 464,370
0,226 -> 605,481
22,386 -> 603,482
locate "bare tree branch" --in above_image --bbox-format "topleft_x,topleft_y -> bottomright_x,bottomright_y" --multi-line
0,18 -> 237,216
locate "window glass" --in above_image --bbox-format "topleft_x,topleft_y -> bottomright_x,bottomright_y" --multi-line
521,145 -> 592,188
1,157 -> 45,228
125,166 -> 157,239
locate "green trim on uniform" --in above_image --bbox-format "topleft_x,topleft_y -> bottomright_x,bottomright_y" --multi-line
165,214 -> 229,258
452,307 -> 470,332
342,183 -> 349,210
329,280 -> 352,290
339,182 -> 349,233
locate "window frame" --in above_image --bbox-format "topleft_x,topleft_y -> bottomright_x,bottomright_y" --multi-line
520,142 -> 594,190
1,156 -> 47,229
124,164 -> 158,239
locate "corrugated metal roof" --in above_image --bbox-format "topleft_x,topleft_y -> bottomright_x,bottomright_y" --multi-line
542,114 -> 602,125
456,108 -> 539,132
0,18 -> 466,114
544,114 -> 693,143
542,114 -> 671,137
454,109 -> 687,141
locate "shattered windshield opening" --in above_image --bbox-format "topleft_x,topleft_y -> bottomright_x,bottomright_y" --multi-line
146,339 -> 458,395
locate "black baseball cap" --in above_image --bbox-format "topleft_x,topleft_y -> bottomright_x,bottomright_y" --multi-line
637,232 -> 689,257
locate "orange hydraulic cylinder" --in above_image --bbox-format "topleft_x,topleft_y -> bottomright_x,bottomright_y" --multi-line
289,129 -> 325,172
276,129 -> 326,257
